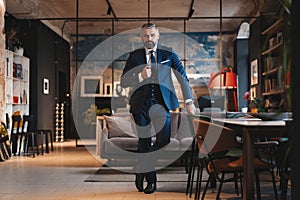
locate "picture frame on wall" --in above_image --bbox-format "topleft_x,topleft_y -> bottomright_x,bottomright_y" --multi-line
43,78 -> 49,95
250,87 -> 256,101
250,59 -> 258,86
113,81 -> 126,97
80,75 -> 103,97
104,83 -> 113,96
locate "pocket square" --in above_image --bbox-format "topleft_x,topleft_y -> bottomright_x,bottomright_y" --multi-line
161,60 -> 170,64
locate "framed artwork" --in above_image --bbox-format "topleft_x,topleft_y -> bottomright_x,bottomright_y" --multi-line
104,83 -> 113,96
80,76 -> 103,97
113,81 -> 126,97
43,78 -> 49,94
250,59 -> 258,86
250,87 -> 256,101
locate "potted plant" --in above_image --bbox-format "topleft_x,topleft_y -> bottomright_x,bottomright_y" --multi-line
6,25 -> 24,55
82,104 -> 110,125
242,91 -> 266,113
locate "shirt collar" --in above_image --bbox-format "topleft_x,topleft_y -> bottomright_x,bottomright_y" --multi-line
145,45 -> 157,55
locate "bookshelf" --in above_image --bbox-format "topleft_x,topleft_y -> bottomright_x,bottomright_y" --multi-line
5,50 -> 30,117
260,16 -> 291,112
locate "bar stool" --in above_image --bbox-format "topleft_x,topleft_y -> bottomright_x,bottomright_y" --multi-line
36,129 -> 54,154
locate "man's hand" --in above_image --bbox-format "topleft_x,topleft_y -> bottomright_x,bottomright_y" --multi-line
186,103 -> 196,115
141,66 -> 151,79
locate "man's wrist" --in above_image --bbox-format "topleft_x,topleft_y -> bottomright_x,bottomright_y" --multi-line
138,73 -> 143,82
185,99 -> 193,105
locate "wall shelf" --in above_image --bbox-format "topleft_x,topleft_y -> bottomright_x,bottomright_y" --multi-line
260,14 -> 291,112
262,90 -> 284,96
5,50 -> 30,118
261,42 -> 283,56
262,66 -> 283,76
261,18 -> 283,36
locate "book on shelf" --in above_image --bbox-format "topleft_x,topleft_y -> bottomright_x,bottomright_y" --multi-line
13,62 -> 23,79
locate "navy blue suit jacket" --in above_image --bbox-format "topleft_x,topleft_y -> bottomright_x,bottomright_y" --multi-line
121,45 -> 194,114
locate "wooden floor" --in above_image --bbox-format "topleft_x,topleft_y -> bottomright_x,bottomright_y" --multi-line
0,139 -> 290,200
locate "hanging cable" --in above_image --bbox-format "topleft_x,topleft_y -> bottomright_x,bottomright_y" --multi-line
148,0 -> 150,23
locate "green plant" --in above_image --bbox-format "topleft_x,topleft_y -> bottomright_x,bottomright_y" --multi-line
82,104 -> 101,125
82,104 -> 110,125
6,26 -> 23,49
243,91 -> 266,112
249,97 -> 265,112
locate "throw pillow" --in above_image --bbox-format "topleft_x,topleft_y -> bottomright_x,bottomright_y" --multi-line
104,115 -> 137,138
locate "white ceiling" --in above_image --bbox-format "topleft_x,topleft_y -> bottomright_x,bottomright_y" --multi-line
5,0 -> 276,41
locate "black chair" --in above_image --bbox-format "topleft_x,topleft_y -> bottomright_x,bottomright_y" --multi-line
185,114 -> 213,200
275,140 -> 291,200
19,115 -> 39,157
10,115 -> 22,156
36,129 -> 54,154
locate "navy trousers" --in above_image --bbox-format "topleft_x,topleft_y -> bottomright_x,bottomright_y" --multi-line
132,98 -> 171,184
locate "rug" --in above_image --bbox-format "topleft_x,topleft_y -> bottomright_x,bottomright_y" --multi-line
85,165 -> 279,183
84,166 -> 200,182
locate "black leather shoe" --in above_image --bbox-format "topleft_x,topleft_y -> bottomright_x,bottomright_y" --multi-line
135,174 -> 144,192
144,182 -> 156,194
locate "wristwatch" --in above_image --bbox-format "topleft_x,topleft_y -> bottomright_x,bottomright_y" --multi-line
185,99 -> 193,105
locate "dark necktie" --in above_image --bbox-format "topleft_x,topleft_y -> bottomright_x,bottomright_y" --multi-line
149,50 -> 157,80
150,50 -> 156,65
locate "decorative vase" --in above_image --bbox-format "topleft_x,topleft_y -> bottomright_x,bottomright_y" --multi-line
251,108 -> 258,113
14,47 -> 24,56
242,107 -> 248,113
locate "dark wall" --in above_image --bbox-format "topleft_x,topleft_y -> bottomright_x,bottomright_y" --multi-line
34,22 -> 70,133
249,18 -> 262,98
5,15 -> 71,137
234,39 -> 249,111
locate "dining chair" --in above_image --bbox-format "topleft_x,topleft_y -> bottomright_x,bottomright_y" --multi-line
184,114 -> 213,199
274,140 -> 291,199
236,135 -> 279,165
10,115 -> 22,156
192,118 -> 278,200
19,115 -> 39,157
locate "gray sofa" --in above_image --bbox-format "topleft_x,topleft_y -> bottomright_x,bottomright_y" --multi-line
97,112 -> 196,163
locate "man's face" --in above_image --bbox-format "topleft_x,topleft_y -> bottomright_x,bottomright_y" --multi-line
141,27 -> 160,49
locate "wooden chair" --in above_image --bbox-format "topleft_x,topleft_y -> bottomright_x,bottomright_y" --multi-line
185,114 -> 213,200
192,118 -> 278,200
10,115 -> 22,156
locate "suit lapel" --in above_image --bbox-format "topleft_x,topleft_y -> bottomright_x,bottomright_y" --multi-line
139,48 -> 147,64
156,48 -> 162,64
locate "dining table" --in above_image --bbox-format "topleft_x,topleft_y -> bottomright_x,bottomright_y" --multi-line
213,116 -> 291,200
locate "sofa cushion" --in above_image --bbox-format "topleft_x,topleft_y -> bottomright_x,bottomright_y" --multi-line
104,115 -> 137,138
104,137 -> 139,152
151,137 -> 180,151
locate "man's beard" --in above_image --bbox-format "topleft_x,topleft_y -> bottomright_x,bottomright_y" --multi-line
144,41 -> 155,49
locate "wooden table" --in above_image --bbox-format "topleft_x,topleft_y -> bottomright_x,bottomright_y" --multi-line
214,118 -> 289,200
